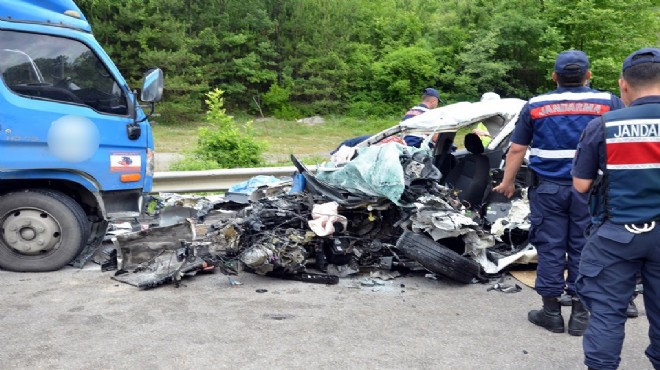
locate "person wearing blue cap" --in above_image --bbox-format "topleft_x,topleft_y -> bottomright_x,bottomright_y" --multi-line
402,88 -> 442,120
331,87 -> 443,152
572,47 -> 660,370
493,50 -> 624,336
400,87 -> 443,147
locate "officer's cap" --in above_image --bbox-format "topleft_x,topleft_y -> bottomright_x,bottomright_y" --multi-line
554,50 -> 589,75
423,88 -> 443,103
622,48 -> 660,72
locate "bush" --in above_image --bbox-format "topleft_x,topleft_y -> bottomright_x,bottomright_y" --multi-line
263,84 -> 299,120
196,124 -> 265,168
173,89 -> 266,170
273,105 -> 300,120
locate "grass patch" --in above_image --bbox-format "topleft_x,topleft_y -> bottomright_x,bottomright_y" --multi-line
154,115 -> 401,166
252,116 -> 400,165
152,122 -> 199,154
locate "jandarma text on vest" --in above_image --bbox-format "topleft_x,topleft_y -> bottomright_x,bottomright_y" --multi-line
531,102 -> 610,118
610,120 -> 660,138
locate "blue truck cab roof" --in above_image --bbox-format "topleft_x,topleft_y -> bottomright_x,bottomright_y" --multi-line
0,0 -> 91,33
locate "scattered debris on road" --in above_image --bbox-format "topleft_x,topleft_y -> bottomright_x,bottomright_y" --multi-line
96,98 -> 540,290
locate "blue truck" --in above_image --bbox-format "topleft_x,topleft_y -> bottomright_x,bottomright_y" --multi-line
0,0 -> 164,271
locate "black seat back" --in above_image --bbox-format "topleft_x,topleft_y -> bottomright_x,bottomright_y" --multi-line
444,133 -> 491,207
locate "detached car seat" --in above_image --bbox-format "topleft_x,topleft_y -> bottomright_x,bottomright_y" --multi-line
444,133 -> 491,208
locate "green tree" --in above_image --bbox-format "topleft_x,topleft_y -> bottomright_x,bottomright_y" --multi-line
543,0 -> 660,92
76,0 -> 660,120
372,46 -> 439,110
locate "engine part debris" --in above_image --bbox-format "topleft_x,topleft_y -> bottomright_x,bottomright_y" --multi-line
240,228 -> 313,275
112,220 -> 196,271
487,283 -> 522,293
111,241 -> 207,289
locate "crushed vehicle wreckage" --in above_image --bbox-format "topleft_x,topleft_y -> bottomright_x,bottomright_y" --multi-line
102,97 -> 539,289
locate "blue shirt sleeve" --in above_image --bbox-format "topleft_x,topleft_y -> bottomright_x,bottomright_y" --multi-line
611,95 -> 625,111
510,103 -> 533,145
572,117 -> 605,180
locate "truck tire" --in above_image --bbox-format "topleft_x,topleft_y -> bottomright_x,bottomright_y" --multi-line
0,190 -> 89,272
396,230 -> 480,284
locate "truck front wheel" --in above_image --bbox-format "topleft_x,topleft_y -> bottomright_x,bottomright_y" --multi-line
0,190 -> 89,272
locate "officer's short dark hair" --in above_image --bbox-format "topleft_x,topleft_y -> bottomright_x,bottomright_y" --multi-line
622,62 -> 660,88
555,70 -> 588,87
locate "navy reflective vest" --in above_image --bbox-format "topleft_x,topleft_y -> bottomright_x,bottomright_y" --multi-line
402,104 -> 430,121
602,103 -> 660,224
528,89 -> 616,180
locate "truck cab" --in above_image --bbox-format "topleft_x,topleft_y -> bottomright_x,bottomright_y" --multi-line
0,0 -> 164,271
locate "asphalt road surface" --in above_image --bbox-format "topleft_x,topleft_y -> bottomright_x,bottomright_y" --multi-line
0,265 -> 653,370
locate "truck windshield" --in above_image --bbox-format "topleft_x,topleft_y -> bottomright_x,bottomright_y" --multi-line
0,30 -> 128,116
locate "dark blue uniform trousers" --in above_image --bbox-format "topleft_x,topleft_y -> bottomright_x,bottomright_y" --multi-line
529,181 -> 590,297
577,221 -> 660,369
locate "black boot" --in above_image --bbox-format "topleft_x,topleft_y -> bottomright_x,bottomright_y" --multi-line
568,297 -> 589,336
528,296 -> 564,333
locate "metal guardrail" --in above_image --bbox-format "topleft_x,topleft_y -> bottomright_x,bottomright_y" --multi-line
152,166 -> 312,193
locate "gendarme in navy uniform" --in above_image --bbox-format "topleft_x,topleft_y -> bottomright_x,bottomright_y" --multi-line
331,87 -> 443,152
401,87 -> 443,147
573,47 -> 660,370
493,50 -> 624,336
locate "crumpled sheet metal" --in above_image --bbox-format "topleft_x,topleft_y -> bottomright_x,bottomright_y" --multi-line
472,243 -> 537,274
408,195 -> 495,253
462,229 -> 496,252
396,98 -> 527,150
409,196 -> 474,237
248,180 -> 292,201
158,193 -> 219,218
490,198 -> 531,239
112,219 -> 196,271
159,206 -> 197,227
145,193 -> 229,227
240,228 -> 314,275
111,248 -> 207,289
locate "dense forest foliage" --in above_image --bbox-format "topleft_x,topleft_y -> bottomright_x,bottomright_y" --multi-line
77,0 -> 659,122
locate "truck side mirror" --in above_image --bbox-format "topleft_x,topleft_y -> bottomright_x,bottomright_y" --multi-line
140,68 -> 163,102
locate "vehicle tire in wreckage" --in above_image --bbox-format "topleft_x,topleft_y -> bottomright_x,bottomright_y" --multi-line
0,189 -> 89,272
396,230 -> 480,284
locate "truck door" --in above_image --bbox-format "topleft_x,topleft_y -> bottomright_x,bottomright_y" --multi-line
0,29 -> 148,191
